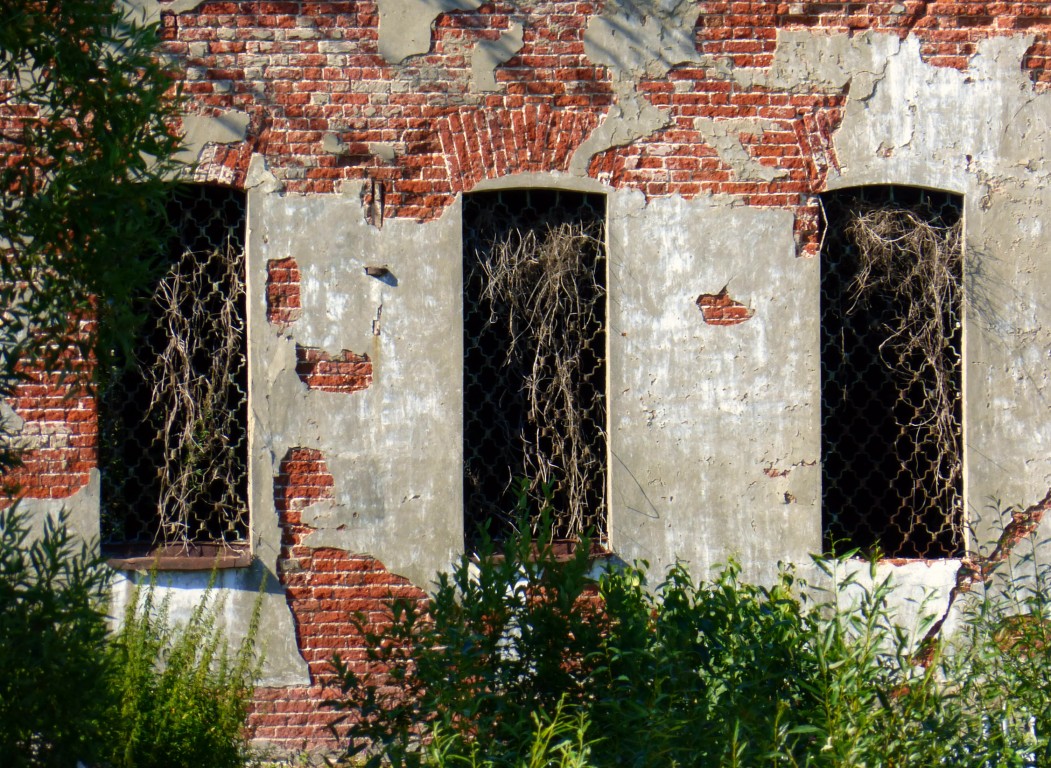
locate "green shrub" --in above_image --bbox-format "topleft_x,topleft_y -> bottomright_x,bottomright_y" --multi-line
329,524 -> 604,768
425,697 -> 595,768
105,573 -> 262,768
0,504 -> 115,767
329,514 -> 1051,768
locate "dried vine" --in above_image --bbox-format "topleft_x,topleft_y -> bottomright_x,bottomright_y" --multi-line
846,204 -> 963,547
147,244 -> 246,544
478,221 -> 606,539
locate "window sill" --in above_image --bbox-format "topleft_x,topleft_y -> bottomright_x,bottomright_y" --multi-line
104,542 -> 252,571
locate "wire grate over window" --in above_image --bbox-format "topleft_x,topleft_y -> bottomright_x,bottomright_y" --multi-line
99,185 -> 248,548
820,186 -> 963,559
463,190 -> 607,547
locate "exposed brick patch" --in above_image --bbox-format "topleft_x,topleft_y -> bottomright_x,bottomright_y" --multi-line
1,335 -> 97,504
255,447 -> 428,752
274,447 -> 335,515
696,286 -> 755,326
266,257 -> 302,327
295,345 -> 372,393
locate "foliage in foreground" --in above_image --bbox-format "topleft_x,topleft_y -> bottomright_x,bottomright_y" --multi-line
106,574 -> 262,768
0,504 -> 260,767
0,0 -> 183,471
330,513 -> 1051,768
0,504 -> 115,766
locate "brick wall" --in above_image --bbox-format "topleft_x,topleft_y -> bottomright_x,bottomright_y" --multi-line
255,447 -> 427,752
6,0 -> 1051,756
1,322 -> 96,504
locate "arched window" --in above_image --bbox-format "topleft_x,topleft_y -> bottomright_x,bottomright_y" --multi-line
462,189 -> 607,546
99,184 -> 248,555
820,185 -> 963,559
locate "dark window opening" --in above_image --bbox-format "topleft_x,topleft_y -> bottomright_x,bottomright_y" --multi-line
820,185 -> 963,559
463,189 -> 607,547
99,184 -> 248,551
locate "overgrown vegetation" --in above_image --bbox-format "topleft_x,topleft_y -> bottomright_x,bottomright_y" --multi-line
0,505 -> 115,766
0,0 -> 182,472
146,244 -> 246,543
477,221 -> 606,540
846,202 -> 964,550
0,504 -> 260,767
330,498 -> 1051,768
106,574 -> 262,768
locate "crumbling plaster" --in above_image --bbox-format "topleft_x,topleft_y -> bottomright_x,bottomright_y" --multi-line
608,195 -> 820,583
247,175 -> 463,681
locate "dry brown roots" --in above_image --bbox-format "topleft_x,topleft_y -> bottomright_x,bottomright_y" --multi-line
480,221 -> 606,539
847,204 -> 963,547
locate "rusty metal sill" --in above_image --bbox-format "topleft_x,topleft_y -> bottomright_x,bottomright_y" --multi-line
104,542 -> 252,571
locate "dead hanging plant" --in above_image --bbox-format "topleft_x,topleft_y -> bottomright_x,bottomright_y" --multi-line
147,244 -> 246,544
478,221 -> 606,539
846,204 -> 963,543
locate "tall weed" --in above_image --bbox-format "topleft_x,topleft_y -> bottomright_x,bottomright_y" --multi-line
105,573 -> 262,768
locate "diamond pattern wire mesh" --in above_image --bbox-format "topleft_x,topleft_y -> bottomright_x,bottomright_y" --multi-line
820,186 -> 963,559
463,190 -> 607,546
99,185 -> 248,547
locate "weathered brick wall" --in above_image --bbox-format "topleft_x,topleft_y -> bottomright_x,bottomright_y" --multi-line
5,0 -> 1051,756
254,447 -> 427,752
1,322 -> 96,504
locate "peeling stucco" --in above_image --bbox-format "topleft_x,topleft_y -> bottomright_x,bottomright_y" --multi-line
583,0 -> 701,80
377,0 -> 484,64
725,29 -> 899,97
693,118 -> 789,182
471,23 -> 525,92
249,189 -> 464,609
176,109 -> 250,166
570,80 -> 671,174
573,0 -> 701,174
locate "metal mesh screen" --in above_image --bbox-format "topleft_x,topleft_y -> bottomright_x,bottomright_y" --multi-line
820,186 -> 963,559
99,184 -> 248,547
463,189 -> 607,546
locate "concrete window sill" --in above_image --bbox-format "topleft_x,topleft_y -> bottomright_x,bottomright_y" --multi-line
104,542 -> 252,571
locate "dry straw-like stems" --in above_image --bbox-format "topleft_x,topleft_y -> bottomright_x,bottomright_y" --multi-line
847,204 -> 963,546
479,221 -> 606,539
147,245 -> 246,544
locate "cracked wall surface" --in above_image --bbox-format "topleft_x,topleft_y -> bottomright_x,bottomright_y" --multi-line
5,0 -> 1051,755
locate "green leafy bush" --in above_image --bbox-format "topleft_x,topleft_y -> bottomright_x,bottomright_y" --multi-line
0,503 -> 261,767
329,526 -> 604,767
0,504 -> 115,767
329,517 -> 1051,768
105,574 -> 262,768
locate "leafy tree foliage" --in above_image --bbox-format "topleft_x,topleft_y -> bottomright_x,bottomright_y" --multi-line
0,0 -> 182,470
0,504 -> 115,766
